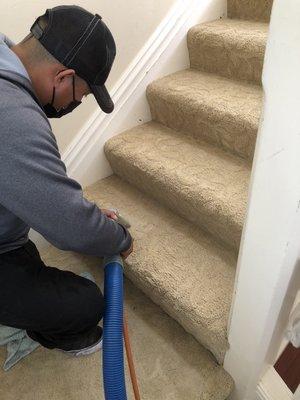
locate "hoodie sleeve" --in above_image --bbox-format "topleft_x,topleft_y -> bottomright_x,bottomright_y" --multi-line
0,81 -> 132,257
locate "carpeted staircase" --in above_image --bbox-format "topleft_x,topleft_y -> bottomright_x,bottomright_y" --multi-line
1,1 -> 273,399
99,0 -> 271,367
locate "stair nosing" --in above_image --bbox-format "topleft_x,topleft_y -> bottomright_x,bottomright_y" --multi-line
188,17 -> 269,44
147,68 -> 262,127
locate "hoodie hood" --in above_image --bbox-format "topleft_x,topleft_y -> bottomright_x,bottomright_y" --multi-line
0,33 -> 43,109
0,33 -> 30,81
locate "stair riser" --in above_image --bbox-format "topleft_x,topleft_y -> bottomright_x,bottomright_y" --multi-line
147,91 -> 259,161
187,26 -> 266,85
104,151 -> 244,252
228,0 -> 273,22
125,266 -> 228,363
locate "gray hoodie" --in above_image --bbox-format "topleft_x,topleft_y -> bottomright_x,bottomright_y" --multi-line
0,33 -> 132,256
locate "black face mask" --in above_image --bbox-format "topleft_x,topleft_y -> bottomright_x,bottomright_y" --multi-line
43,74 -> 82,118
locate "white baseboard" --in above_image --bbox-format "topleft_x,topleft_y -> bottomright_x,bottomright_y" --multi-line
62,0 -> 226,188
256,366 -> 293,400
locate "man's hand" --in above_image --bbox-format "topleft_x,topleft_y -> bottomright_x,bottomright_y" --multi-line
101,208 -> 118,221
120,238 -> 134,260
101,208 -> 134,259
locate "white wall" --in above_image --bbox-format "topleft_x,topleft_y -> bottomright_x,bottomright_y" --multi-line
27,0 -> 226,251
0,0 -> 176,152
224,0 -> 300,398
63,0 -> 226,189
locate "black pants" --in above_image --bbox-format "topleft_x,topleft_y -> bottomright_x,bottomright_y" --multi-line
0,240 -> 104,351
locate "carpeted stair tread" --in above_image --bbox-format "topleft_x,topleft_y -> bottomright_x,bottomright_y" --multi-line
83,174 -> 237,363
147,68 -> 263,160
1,246 -> 233,400
188,18 -> 268,85
104,121 -> 250,252
228,0 -> 273,22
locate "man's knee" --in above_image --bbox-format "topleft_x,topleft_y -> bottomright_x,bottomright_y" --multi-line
89,281 -> 105,323
68,277 -> 105,330
82,279 -> 105,325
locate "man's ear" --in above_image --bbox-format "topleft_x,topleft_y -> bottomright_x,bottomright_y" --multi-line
54,68 -> 75,86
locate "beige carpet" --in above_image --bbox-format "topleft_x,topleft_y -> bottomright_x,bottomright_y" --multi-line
0,247 -> 233,400
228,0 -> 273,22
1,1 -> 273,399
84,176 -> 237,363
99,0 -> 272,395
146,69 -> 263,160
188,19 -> 268,85
104,122 -> 250,252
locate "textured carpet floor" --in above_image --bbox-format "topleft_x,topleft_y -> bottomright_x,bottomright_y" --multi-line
0,247 -> 233,400
188,18 -> 268,85
228,0 -> 273,22
146,69 -> 263,160
84,176 -> 237,363
98,0 -> 272,396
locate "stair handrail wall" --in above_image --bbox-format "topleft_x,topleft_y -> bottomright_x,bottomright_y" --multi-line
224,1 -> 300,399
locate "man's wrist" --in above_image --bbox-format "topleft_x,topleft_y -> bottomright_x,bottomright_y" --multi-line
117,222 -> 132,253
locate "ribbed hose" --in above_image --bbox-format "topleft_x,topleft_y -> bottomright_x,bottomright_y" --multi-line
103,255 -> 127,400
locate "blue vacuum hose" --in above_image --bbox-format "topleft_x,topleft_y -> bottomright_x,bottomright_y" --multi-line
102,255 -> 127,400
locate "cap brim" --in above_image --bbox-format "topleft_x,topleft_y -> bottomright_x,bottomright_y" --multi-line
90,84 -> 114,114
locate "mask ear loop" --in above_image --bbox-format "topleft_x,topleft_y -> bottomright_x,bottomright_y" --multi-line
72,75 -> 76,101
50,86 -> 56,106
50,69 -> 66,107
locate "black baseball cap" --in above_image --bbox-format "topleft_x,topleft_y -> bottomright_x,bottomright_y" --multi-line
30,5 -> 116,113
